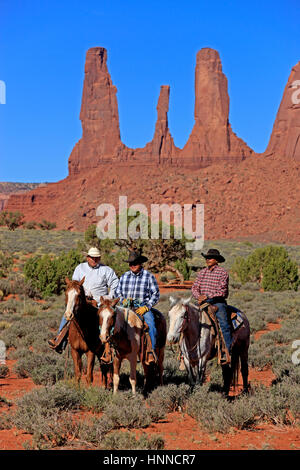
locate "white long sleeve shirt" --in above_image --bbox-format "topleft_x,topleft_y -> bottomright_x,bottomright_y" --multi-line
72,262 -> 119,305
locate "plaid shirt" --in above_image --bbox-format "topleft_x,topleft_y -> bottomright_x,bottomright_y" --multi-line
191,264 -> 229,300
115,268 -> 160,310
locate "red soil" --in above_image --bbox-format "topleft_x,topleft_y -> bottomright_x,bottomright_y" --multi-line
0,323 -> 299,451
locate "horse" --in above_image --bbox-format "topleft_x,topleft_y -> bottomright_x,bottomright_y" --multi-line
64,277 -> 112,387
98,297 -> 166,395
167,296 -> 250,396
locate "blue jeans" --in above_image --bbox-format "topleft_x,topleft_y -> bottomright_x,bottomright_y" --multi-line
58,314 -> 67,332
143,310 -> 157,351
206,298 -> 232,352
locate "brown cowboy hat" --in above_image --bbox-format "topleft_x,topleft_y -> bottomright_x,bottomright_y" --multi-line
201,248 -> 225,263
124,250 -> 148,264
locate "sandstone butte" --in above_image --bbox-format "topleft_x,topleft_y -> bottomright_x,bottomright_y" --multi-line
5,47 -> 300,243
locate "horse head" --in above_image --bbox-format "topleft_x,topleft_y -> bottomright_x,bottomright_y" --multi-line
167,295 -> 192,344
98,297 -> 120,343
64,277 -> 86,321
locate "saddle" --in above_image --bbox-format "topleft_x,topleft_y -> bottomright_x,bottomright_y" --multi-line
199,302 -> 230,365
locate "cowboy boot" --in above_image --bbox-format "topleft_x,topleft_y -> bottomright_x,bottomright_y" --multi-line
48,322 -> 70,354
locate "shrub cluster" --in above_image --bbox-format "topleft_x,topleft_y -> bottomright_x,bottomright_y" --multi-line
23,249 -> 84,297
231,245 -> 299,291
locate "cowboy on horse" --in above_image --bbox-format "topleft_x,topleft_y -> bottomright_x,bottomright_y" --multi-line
115,250 -> 160,365
191,248 -> 232,364
48,247 -> 119,354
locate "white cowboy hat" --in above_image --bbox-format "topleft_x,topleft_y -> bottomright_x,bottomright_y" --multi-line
86,247 -> 101,258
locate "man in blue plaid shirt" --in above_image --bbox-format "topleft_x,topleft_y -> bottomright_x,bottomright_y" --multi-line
115,250 -> 160,363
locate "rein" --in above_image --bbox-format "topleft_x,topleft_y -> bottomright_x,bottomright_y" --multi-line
178,305 -> 201,363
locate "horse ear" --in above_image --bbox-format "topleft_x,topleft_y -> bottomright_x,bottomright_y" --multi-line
183,296 -> 192,305
111,297 -> 120,307
65,277 -> 71,285
99,296 -> 104,304
79,276 -> 85,286
169,296 -> 177,307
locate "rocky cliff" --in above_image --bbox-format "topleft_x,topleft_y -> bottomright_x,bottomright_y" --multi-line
68,46 -> 253,174
4,48 -> 300,243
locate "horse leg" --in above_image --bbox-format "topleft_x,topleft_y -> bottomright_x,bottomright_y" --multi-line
240,349 -> 249,393
158,349 -> 164,386
221,363 -> 232,397
86,351 -> 95,385
129,353 -> 138,396
71,348 -> 83,384
113,356 -> 121,395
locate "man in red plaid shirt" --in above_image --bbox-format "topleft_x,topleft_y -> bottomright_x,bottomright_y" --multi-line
192,248 -> 232,362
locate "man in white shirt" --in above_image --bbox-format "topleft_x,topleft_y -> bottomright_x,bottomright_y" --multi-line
48,247 -> 119,353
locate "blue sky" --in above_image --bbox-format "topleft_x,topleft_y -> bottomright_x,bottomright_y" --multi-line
0,0 -> 299,182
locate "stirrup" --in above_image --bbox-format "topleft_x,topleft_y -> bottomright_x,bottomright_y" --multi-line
179,356 -> 185,371
145,350 -> 157,365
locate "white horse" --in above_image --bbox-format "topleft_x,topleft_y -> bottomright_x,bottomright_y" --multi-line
167,295 -> 250,395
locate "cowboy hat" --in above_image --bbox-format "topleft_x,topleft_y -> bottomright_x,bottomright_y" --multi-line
201,248 -> 225,263
85,247 -> 101,258
124,250 -> 148,264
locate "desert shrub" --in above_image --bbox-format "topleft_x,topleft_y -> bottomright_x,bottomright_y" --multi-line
23,221 -> 37,230
0,364 -> 9,378
30,364 -> 66,385
23,248 -> 83,297
147,383 -> 191,416
80,386 -> 113,412
0,211 -> 24,230
186,385 -> 259,433
252,385 -> 297,425
174,259 -> 191,281
103,392 -> 152,429
231,246 -> 299,291
100,431 -> 165,450
37,220 -> 57,230
78,415 -> 115,446
0,250 -> 13,278
13,351 -> 63,382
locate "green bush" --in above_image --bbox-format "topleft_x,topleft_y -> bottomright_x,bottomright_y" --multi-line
37,220 -> 57,230
0,211 -> 24,230
0,250 -> 14,278
23,249 -> 84,297
231,245 -> 299,291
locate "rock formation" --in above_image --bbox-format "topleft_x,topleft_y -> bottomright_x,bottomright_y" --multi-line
68,47 -> 127,175
264,61 -> 300,160
181,48 -> 253,165
4,48 -> 300,244
68,46 -> 253,174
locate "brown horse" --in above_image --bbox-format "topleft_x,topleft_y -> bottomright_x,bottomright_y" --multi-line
64,277 -> 112,387
98,297 -> 166,395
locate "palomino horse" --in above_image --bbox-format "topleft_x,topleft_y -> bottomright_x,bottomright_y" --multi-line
167,296 -> 250,396
64,277 -> 112,387
98,297 -> 166,395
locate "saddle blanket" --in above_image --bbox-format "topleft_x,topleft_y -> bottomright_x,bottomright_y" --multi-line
229,308 -> 244,331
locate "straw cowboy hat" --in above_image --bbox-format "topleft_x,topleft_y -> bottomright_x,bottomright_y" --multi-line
124,250 -> 148,264
201,248 -> 225,263
85,247 -> 101,258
